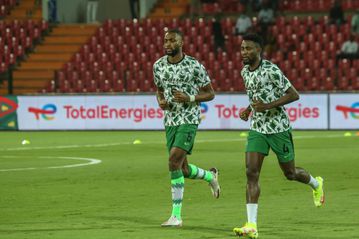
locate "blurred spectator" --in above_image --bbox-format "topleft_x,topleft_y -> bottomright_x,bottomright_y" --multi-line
269,0 -> 279,12
258,1 -> 274,24
258,1 -> 274,39
251,0 -> 262,12
351,11 -> 359,35
329,0 -> 345,25
337,34 -> 359,60
129,0 -> 139,19
190,0 -> 202,18
212,15 -> 225,52
48,0 -> 57,23
235,13 -> 252,35
235,0 -> 274,12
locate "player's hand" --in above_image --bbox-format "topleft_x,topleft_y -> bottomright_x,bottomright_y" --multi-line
172,90 -> 189,103
251,98 -> 268,112
240,109 -> 251,121
158,99 -> 169,110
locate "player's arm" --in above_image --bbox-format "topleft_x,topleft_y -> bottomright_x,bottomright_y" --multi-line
194,83 -> 215,102
252,86 -> 299,112
240,105 -> 252,121
173,83 -> 215,103
156,86 -> 169,110
267,86 -> 299,108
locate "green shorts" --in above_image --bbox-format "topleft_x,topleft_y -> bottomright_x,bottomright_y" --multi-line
246,129 -> 295,163
165,124 -> 198,154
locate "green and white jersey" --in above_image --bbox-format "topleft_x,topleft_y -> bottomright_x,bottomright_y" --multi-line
153,55 -> 211,126
242,59 -> 292,134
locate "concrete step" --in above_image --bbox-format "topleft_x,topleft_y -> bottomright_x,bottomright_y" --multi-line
27,53 -> 73,62
51,25 -> 99,36
13,70 -> 54,79
43,36 -> 89,44
20,61 -> 63,70
12,88 -> 39,94
12,78 -> 49,88
35,45 -> 81,53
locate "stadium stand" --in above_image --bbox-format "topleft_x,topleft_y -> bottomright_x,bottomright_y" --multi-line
6,0 -> 42,20
14,24 -> 98,94
0,0 -> 17,18
45,14 -> 358,94
149,0 -> 189,19
202,0 -> 245,14
0,19 -> 49,92
0,0 -> 358,95
200,0 -> 359,13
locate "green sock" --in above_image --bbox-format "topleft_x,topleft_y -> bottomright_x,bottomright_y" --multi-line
187,164 -> 213,183
170,170 -> 184,220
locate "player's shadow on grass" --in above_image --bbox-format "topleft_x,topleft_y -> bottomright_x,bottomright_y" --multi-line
101,215 -> 231,235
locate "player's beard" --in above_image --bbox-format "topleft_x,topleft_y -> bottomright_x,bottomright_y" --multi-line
242,57 -> 255,65
166,47 -> 179,57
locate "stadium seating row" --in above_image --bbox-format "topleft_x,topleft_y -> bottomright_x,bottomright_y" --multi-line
202,0 -> 245,14
0,19 -> 48,73
201,0 -> 359,13
46,16 -> 358,93
0,0 -> 16,17
280,0 -> 358,11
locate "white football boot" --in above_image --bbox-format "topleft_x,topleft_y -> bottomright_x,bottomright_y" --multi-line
209,168 -> 221,199
161,216 -> 183,227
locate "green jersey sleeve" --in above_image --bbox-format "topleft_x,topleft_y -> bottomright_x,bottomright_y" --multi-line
269,66 -> 292,92
195,63 -> 211,87
153,62 -> 162,89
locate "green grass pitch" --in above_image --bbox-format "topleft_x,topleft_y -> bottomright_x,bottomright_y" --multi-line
0,131 -> 358,239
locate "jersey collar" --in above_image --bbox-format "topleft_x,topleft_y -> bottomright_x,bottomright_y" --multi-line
167,54 -> 186,65
249,58 -> 263,72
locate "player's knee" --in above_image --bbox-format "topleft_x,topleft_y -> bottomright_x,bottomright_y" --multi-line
284,171 -> 296,181
168,155 -> 182,170
246,168 -> 260,180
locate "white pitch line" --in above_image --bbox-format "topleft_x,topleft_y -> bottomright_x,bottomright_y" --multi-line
0,167 -> 37,172
0,156 -> 102,172
0,134 -> 352,152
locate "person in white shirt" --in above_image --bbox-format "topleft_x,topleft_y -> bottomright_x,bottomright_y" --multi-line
257,1 -> 274,41
337,34 -> 359,60
258,7 -> 274,25
235,13 -> 252,35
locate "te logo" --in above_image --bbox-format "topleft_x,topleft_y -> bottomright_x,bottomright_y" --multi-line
336,102 -> 359,119
28,104 -> 57,120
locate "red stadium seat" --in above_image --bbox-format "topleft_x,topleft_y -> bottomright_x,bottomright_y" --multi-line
338,76 -> 350,90
86,80 -> 98,93
339,59 -> 351,71
42,80 -> 56,93
322,77 -> 335,91
61,80 -> 73,93
293,77 -> 305,91
352,77 -> 359,90
99,79 -> 112,92
353,60 -> 359,69
276,16 -> 286,28
340,23 -> 351,38
68,71 -> 79,83
307,77 -> 320,91
113,78 -> 124,92
348,68 -> 357,80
